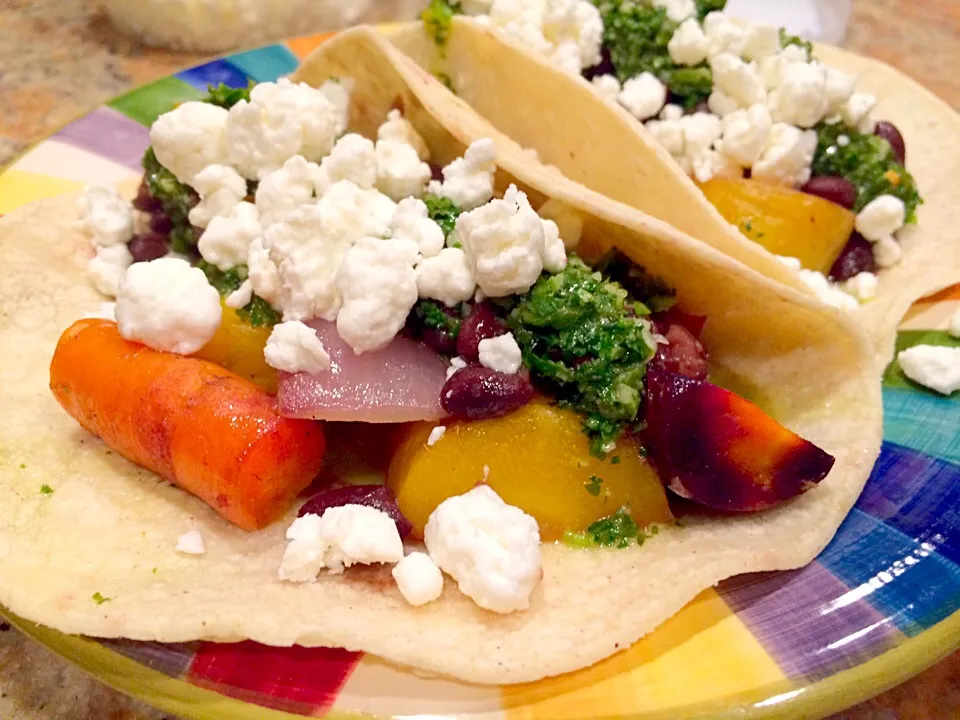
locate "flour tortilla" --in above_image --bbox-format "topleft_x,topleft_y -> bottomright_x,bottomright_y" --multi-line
0,27 -> 881,685
386,18 -> 960,365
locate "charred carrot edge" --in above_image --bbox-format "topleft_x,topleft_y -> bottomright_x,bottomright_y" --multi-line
50,320 -> 326,530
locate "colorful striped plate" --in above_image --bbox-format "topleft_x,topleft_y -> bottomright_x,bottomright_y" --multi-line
2,31 -> 959,720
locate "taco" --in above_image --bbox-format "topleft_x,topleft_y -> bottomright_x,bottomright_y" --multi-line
387,3 -> 960,362
0,27 -> 881,684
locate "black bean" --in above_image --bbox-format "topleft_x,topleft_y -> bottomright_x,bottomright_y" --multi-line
800,176 -> 858,209
582,48 -> 614,81
149,212 -> 174,235
456,301 -> 505,361
419,326 -> 458,356
874,121 -> 906,165
298,484 -> 412,538
132,180 -> 162,212
829,232 -> 876,281
441,366 -> 534,420
128,233 -> 170,263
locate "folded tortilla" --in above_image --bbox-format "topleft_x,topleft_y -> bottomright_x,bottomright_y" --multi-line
0,27 -> 881,685
387,18 -> 960,364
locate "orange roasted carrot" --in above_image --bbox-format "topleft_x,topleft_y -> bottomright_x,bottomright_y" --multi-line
50,319 -> 326,531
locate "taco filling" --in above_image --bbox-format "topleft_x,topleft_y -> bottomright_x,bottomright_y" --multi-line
422,0 -> 923,312
62,74 -> 835,617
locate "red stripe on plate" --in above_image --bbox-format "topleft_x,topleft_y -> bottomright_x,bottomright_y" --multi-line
187,641 -> 362,715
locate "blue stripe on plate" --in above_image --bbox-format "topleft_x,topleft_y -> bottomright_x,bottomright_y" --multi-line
882,387 -> 960,466
817,506 -> 960,636
177,59 -> 251,93
225,45 -> 299,83
856,442 -> 960,566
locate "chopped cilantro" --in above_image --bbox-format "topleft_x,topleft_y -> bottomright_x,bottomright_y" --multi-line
813,120 -> 922,222
585,475 -> 604,496
593,1 -> 712,107
142,147 -> 195,230
197,261 -> 280,327
695,0 -> 726,21
203,82 -> 254,109
508,257 -> 658,456
18,463 -> 25,469
152,567 -> 158,575
414,299 -> 462,338
611,455 -> 621,465
779,28 -> 813,57
423,0 -> 461,47
92,592 -> 111,605
423,194 -> 462,238
39,484 -> 54,495
564,507 -> 656,549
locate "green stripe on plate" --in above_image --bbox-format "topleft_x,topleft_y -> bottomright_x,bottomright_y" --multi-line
109,76 -> 204,127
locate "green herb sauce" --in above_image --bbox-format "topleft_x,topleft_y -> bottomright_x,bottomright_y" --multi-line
39,484 -> 54,495
813,121 -> 922,221
593,1 -> 720,107
413,299 -> 462,338
142,147 -> 197,253
92,592 -> 111,605
196,261 -> 281,327
508,257 -> 658,457
778,28 -> 813,56
584,474 -> 604,496
423,194 -> 462,239
203,82 -> 254,109
423,0 -> 462,47
564,507 -> 659,549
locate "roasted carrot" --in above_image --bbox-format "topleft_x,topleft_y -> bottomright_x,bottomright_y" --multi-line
50,319 -> 326,531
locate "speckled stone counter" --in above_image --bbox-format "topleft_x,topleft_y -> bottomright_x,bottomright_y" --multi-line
0,1 -> 957,718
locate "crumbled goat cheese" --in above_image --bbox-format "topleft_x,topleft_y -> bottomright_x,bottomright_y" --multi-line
668,17 -> 708,66
392,552 -> 444,607
392,198 -> 446,258
378,109 -> 430,161
707,90 -> 741,118
691,149 -> 740,183
703,11 -> 747,58
426,426 -> 447,447
225,79 -> 347,179
376,139 -> 432,201
150,101 -> 230,184
175,530 -> 206,556
618,72 -> 668,121
710,53 -> 766,110
751,123 -> 817,187
537,198 -> 583,249
247,237 -> 284,308
717,104 -> 773,167
77,186 -> 134,248
897,346 -> 960,396
255,155 -> 326,229
428,138 -> 497,211
416,248 -> 477,307
447,356 -> 468,379
225,279 -> 254,309
660,103 -> 685,121
454,184 -> 546,297
88,244 -> 133,298
279,506 -> 405,582
872,235 -> 902,269
188,164 -> 248,229
824,67 -> 857,111
540,218 -> 569,272
264,320 -> 331,374
478,332 -> 523,374
797,267 -> 859,313
197,201 -> 261,272
758,44 -> 809,91
115,258 -> 222,354
840,92 -> 878,133
768,61 -> 829,128
424,485 -> 541,614
320,133 -> 378,190
855,194 -> 906,242
652,0 -> 695,23
740,23 -> 780,62
335,237 -> 419,354
591,74 -> 622,104
842,272 -> 879,303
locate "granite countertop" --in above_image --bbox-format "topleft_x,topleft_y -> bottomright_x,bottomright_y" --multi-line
0,1 -> 957,719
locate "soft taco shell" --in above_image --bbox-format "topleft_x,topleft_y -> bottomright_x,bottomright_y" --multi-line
386,18 -> 960,365
0,27 -> 881,685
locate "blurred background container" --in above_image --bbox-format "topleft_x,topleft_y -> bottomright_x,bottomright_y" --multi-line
727,0 -> 854,45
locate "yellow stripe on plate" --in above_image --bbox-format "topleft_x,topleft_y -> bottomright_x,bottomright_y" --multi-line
0,170 -> 83,214
501,590 -> 789,719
